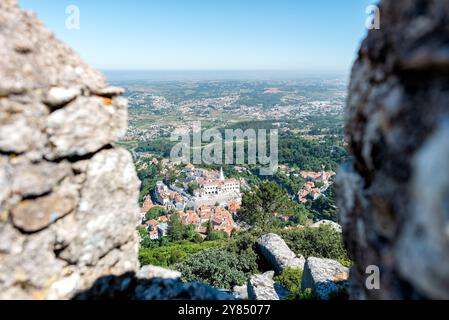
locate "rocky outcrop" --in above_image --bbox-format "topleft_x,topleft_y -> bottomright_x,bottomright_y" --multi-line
232,285 -> 248,300
137,265 -> 181,280
337,0 -> 449,299
74,272 -> 235,300
301,257 -> 349,300
256,234 -> 305,274
310,220 -> 342,233
247,271 -> 287,300
0,1 -> 140,299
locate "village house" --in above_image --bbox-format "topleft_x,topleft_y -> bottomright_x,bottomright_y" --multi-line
145,219 -> 159,231
180,210 -> 201,225
297,167 -> 336,204
211,207 -> 236,236
140,195 -> 154,213
196,168 -> 241,197
149,229 -> 159,240
157,223 -> 169,237
227,200 -> 241,215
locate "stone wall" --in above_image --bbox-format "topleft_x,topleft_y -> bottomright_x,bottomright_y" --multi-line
337,0 -> 449,299
0,0 -> 140,299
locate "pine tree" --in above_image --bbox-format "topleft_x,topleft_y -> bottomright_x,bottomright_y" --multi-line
238,181 -> 290,231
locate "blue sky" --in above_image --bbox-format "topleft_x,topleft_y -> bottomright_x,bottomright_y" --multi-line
20,0 -> 373,72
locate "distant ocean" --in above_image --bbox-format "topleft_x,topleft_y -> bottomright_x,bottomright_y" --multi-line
102,70 -> 349,82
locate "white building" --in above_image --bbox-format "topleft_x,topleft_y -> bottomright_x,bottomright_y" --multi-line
199,168 -> 240,196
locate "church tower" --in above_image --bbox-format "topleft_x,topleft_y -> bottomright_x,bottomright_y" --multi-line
219,167 -> 225,181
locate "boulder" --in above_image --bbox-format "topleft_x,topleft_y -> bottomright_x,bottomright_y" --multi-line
301,257 -> 349,300
232,285 -> 248,300
310,220 -> 342,233
74,273 -> 235,300
137,265 -> 181,280
247,271 -> 280,300
337,0 -> 449,299
256,233 -> 305,274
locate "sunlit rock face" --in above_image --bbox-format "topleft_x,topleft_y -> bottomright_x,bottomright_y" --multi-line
0,1 -> 140,299
301,257 -> 349,300
256,233 -> 305,274
337,0 -> 449,299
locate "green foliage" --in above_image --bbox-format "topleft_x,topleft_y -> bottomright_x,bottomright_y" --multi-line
136,138 -> 176,158
167,212 -> 185,241
277,225 -> 348,261
166,211 -> 197,242
206,230 -> 228,241
139,240 -> 224,267
225,231 -> 262,275
306,185 -> 337,221
137,162 -> 162,204
238,181 -> 291,231
192,233 -> 204,243
187,182 -> 199,195
175,248 -> 250,289
299,288 -> 320,300
183,224 -> 196,240
137,225 -> 148,239
275,268 -> 303,300
263,172 -> 305,196
274,268 -> 321,300
288,203 -> 311,225
338,258 -> 353,268
144,206 -> 166,222
278,133 -> 349,172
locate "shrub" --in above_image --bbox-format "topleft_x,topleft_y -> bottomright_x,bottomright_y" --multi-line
144,206 -> 166,222
137,225 -> 148,238
175,248 -> 250,289
274,268 -> 303,299
206,230 -> 228,241
225,231 -> 262,275
274,268 -> 320,300
338,258 -> 353,268
277,225 -> 348,261
139,240 -> 224,267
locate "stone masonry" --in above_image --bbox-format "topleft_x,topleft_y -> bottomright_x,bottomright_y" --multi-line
0,0 -> 140,299
337,0 -> 449,299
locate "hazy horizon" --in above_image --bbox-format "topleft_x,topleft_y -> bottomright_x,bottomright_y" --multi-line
103,69 -> 350,82
20,0 -> 372,72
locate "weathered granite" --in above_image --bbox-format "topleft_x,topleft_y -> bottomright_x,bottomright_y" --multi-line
0,99 -> 48,155
43,87 -> 80,109
256,233 -> 305,274
336,0 -> 449,299
0,0 -> 106,95
11,177 -> 79,232
137,265 -> 181,280
301,257 -> 349,300
0,1 -> 140,300
310,220 -> 342,233
74,273 -> 235,300
232,285 -> 248,300
46,96 -> 128,159
247,271 -> 280,300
